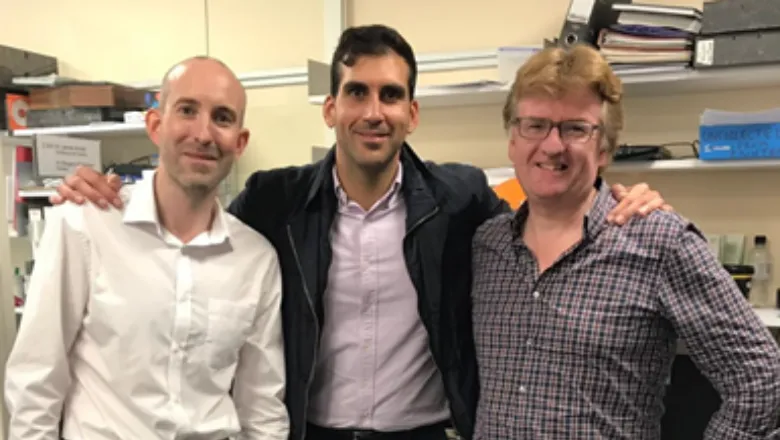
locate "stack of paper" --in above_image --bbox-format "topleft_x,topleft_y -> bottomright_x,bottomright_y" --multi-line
598,3 -> 702,73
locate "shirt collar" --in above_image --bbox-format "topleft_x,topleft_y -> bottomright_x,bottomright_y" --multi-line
512,176 -> 613,241
332,162 -> 404,209
122,169 -> 230,246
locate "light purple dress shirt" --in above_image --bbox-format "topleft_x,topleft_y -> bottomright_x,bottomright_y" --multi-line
307,164 -> 451,431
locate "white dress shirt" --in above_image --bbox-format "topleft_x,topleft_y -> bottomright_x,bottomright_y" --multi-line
5,172 -> 289,440
307,165 -> 450,431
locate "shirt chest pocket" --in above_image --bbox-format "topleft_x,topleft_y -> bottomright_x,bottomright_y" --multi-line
545,296 -> 656,360
206,299 -> 256,370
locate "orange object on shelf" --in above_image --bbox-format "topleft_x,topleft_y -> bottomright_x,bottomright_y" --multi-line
492,177 -> 526,210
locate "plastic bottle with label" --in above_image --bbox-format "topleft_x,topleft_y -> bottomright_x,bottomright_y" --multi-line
748,235 -> 772,306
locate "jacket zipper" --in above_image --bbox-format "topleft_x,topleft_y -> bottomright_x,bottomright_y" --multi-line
287,225 -> 319,440
405,206 -> 467,439
404,206 -> 439,238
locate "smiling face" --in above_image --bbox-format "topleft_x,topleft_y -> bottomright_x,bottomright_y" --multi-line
323,52 -> 419,176
509,88 -> 608,203
502,45 -> 624,207
146,58 -> 249,198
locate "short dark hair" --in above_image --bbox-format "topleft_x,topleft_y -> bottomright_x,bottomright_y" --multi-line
329,24 -> 418,99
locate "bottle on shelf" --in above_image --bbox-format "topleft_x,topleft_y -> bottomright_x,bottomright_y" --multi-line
748,235 -> 773,306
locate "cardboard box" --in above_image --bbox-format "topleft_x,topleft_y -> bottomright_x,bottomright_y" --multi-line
28,84 -> 149,110
699,108 -> 780,160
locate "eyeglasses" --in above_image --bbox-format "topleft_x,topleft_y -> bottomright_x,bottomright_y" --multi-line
510,117 -> 601,144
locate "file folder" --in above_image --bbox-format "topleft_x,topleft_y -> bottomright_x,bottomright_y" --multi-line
558,0 -> 629,48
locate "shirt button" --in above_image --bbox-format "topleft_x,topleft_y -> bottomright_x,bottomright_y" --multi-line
532,291 -> 540,299
526,338 -> 533,347
519,385 -> 527,393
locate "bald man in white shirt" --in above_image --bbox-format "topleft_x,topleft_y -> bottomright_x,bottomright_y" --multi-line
4,56 -> 289,440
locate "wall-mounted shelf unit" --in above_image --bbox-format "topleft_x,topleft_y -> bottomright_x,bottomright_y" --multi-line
309,79 -> 510,107
2,120 -> 154,338
606,158 -> 780,172
484,158 -> 780,186
18,188 -> 57,199
9,122 -> 147,138
306,60 -> 780,109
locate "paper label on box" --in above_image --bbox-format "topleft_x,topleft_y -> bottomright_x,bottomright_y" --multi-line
34,135 -> 102,178
700,122 -> 780,160
696,39 -> 714,66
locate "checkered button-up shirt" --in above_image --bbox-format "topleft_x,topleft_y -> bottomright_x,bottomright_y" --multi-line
471,178 -> 780,440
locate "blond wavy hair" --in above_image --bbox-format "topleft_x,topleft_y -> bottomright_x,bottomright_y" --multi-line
502,44 -> 624,165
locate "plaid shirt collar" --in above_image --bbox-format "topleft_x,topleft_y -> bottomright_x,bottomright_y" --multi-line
511,176 -> 614,242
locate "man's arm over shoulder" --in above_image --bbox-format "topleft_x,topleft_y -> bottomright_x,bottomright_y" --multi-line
227,165 -> 312,233
232,238 -> 289,439
433,162 -> 511,223
659,216 -> 780,439
5,204 -> 90,440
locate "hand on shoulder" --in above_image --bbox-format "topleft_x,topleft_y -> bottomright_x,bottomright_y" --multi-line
49,165 -> 124,210
608,182 -> 673,225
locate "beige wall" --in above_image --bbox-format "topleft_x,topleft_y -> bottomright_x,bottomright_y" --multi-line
1,0 -> 326,188
1,3 -> 325,436
0,2 -> 777,436
207,0 -> 326,185
1,0 -> 209,83
350,0 -> 780,307
2,0 -> 777,297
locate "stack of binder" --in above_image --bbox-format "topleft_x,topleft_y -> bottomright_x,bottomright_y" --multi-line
694,0 -> 780,69
596,2 -> 702,74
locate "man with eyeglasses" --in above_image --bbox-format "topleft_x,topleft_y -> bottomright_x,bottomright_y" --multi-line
470,44 -> 780,439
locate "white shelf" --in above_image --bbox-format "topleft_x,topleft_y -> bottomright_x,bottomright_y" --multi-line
18,188 -> 57,199
308,82 -> 510,107
485,158 -> 780,186
309,63 -> 780,109
10,122 -> 146,138
608,158 -> 780,172
484,167 -> 516,187
308,82 -> 509,107
754,308 -> 780,328
0,131 -> 32,147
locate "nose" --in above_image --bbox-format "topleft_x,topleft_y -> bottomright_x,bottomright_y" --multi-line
193,113 -> 215,146
539,126 -> 565,155
361,93 -> 383,123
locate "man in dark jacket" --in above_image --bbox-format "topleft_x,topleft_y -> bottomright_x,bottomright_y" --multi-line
51,25 -> 668,440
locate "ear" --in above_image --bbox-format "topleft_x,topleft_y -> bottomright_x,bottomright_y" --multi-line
407,99 -> 420,134
145,108 -> 162,145
234,128 -> 250,158
323,95 -> 336,128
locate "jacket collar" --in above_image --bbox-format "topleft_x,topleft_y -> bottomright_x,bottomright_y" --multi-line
304,142 -> 438,213
305,146 -> 337,208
